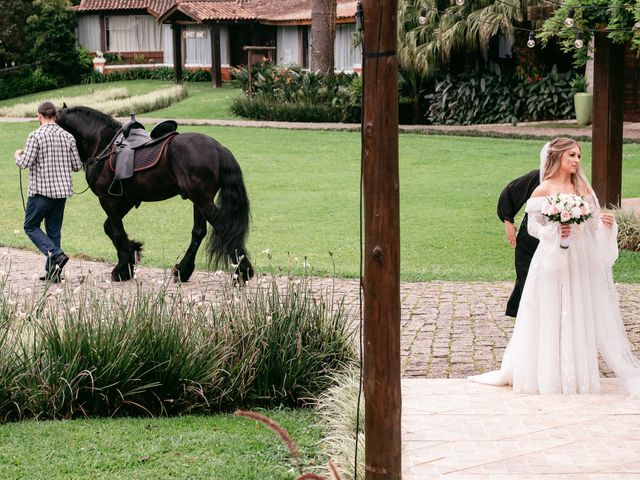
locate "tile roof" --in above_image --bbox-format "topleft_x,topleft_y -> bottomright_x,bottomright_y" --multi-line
76,0 -> 356,22
162,1 -> 256,22
249,0 -> 356,22
75,0 -> 173,16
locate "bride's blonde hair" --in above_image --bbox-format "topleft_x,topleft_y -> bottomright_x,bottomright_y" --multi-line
542,137 -> 590,195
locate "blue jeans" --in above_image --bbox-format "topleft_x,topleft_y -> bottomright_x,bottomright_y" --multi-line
24,195 -> 66,272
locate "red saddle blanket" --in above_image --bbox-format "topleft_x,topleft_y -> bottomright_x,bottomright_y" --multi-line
109,133 -> 177,174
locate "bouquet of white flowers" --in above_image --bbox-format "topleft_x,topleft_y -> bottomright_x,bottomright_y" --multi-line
541,193 -> 592,249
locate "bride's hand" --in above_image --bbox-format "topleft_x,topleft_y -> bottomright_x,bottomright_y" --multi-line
560,224 -> 572,238
601,213 -> 615,229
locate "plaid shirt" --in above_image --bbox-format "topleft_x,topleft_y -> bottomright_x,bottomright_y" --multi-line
16,123 -> 82,198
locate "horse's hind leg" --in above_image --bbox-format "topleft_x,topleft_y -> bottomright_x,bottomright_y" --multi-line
172,204 -> 207,282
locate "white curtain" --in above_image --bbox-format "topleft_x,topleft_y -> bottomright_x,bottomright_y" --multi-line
163,24 -> 173,64
277,26 -> 299,66
107,15 -> 162,52
77,15 -> 101,52
164,25 -> 229,66
334,23 -> 361,71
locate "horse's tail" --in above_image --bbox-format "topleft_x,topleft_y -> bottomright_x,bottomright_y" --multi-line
206,144 -> 254,281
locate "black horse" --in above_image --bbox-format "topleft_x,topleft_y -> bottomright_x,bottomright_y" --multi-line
56,106 -> 253,282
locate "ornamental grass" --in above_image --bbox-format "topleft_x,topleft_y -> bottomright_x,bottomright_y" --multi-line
615,208 -> 640,252
0,88 -> 129,117
0,275 -> 356,422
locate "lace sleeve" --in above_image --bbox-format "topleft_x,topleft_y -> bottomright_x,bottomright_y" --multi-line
585,193 -> 618,266
525,198 -> 558,244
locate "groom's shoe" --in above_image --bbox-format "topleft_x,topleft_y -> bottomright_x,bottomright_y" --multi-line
52,253 -> 69,270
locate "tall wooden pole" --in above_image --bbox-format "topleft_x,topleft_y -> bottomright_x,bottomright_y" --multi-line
210,23 -> 222,88
592,32 -> 624,207
171,24 -> 183,84
361,0 -> 402,478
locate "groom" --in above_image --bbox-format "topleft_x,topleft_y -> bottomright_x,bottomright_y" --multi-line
497,169 -> 540,317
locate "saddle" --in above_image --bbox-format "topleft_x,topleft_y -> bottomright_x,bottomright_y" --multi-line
108,115 -> 179,193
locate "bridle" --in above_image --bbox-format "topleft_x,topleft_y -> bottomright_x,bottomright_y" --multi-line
80,127 -> 123,194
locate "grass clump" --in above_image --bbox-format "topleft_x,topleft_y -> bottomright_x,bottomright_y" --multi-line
0,88 -> 129,117
92,85 -> 187,116
0,275 -> 356,422
615,209 -> 640,252
314,367 -> 364,480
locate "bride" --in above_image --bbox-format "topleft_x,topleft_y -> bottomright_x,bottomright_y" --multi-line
469,137 -> 640,394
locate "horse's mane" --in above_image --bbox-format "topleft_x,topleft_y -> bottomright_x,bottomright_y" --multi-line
66,106 -> 122,129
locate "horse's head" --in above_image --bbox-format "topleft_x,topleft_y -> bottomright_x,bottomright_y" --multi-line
57,104 -> 122,162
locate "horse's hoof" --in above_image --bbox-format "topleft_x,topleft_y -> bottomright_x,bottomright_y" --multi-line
111,267 -> 132,282
172,263 -> 194,283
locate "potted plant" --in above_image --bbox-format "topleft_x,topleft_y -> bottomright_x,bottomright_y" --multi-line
571,75 -> 592,126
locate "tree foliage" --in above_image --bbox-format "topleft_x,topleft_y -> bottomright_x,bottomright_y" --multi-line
0,0 -> 36,68
27,0 -> 92,84
539,0 -> 640,66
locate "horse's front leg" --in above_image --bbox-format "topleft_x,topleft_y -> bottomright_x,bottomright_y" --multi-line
100,199 -> 140,281
172,204 -> 207,282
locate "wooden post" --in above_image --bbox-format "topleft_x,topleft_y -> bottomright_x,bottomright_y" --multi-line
361,0 -> 402,478
171,24 -> 183,84
210,23 -> 222,88
592,32 -> 624,207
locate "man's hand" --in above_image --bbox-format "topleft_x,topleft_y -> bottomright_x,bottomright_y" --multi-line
14,149 -> 24,160
504,221 -> 517,248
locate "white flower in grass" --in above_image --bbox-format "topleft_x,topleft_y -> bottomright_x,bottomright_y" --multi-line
261,248 -> 271,255
13,230 -> 20,235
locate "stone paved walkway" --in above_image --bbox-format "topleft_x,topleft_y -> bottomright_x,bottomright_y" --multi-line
3,247 -> 639,379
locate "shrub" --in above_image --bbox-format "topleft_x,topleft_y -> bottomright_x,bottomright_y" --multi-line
230,62 -> 361,123
27,0 -> 92,85
0,67 -> 59,101
81,67 -> 212,84
614,208 -> 640,252
426,63 -> 577,125
0,275 -> 356,421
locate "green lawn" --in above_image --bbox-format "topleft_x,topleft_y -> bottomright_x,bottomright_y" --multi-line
0,80 -> 243,120
0,410 -> 323,479
2,121 -> 639,282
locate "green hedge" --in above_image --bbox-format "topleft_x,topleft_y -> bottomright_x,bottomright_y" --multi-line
426,64 -> 578,125
0,67 -> 59,101
82,67 -> 212,84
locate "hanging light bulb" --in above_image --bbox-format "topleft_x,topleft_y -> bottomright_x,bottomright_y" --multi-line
419,7 -> 428,25
527,31 -> 536,48
574,30 -> 584,49
564,8 -> 575,28
455,0 -> 465,5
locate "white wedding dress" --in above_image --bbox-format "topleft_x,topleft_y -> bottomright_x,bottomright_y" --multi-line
470,193 -> 640,394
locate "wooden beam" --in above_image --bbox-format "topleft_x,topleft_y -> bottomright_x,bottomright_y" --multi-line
171,24 -> 183,84
361,0 -> 402,478
592,32 -> 624,207
210,23 -> 222,88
